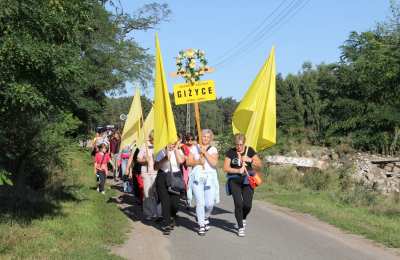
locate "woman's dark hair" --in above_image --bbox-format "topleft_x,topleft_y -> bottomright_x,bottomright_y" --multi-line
185,133 -> 194,142
98,143 -> 109,152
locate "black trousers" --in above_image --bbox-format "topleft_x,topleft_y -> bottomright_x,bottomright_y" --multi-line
97,171 -> 106,192
156,170 -> 180,226
229,176 -> 254,228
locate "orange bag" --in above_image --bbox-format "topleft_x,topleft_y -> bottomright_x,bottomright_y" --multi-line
254,172 -> 263,186
248,171 -> 263,189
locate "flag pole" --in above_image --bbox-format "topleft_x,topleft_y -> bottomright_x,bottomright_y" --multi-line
140,103 -> 152,172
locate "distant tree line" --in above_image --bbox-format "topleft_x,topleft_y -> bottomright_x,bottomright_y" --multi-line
100,95 -> 238,136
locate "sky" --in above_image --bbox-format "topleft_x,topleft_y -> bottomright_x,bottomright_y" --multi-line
109,0 -> 391,100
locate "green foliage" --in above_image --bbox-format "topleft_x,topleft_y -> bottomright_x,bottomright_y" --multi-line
99,95 -> 152,129
0,0 -> 170,191
0,169 -> 12,186
0,148 -> 128,259
101,95 -> 238,137
276,2 -> 400,154
215,131 -> 234,154
337,181 -> 379,207
266,166 -> 303,191
302,169 -> 332,191
335,167 -> 380,207
257,165 -> 400,248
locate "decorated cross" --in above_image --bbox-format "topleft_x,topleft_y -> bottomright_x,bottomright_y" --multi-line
171,48 -> 216,144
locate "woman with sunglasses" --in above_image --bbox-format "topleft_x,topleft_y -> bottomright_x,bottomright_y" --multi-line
223,133 -> 262,237
181,133 -> 195,190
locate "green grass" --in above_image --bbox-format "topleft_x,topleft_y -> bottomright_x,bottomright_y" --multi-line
0,148 -> 128,259
254,166 -> 400,248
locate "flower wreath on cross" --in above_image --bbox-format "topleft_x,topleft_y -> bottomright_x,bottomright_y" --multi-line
175,49 -> 209,84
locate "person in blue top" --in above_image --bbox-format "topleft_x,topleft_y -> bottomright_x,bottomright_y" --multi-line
223,133 -> 262,237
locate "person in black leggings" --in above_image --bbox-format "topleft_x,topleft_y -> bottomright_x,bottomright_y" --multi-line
223,133 -> 262,237
155,142 -> 185,234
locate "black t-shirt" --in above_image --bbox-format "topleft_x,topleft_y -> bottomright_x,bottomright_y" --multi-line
225,146 -> 256,172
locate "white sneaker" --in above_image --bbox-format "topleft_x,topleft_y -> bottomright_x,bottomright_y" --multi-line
96,187 -> 100,192
198,226 -> 206,236
243,220 -> 246,228
238,228 -> 245,237
204,219 -> 210,231
101,191 -> 105,195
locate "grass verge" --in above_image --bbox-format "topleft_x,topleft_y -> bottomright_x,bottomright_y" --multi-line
0,148 -> 128,259
255,165 -> 400,248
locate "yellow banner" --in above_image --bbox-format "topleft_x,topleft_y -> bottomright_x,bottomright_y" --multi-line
173,80 -> 216,105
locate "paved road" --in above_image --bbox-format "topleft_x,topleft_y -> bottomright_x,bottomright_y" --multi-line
112,185 -> 400,260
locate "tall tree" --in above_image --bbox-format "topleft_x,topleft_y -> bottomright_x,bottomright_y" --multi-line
0,0 -> 170,190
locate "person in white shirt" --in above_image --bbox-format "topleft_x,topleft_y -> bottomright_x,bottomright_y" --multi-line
137,131 -> 161,221
187,129 -> 220,236
155,141 -> 185,234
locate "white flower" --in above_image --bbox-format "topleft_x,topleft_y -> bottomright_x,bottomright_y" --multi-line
185,49 -> 195,58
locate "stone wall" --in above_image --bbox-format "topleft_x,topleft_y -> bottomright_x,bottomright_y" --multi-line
264,147 -> 400,194
353,154 -> 400,194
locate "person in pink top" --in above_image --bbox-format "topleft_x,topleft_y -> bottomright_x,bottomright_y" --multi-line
181,133 -> 195,189
94,143 -> 111,194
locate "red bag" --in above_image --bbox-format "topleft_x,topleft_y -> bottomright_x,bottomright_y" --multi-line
248,172 -> 263,189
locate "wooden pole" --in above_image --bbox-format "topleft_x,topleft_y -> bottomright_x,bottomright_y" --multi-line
194,102 -> 202,145
194,101 -> 205,169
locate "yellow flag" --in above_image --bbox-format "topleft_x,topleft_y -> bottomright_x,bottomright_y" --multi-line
232,47 -> 276,152
137,106 -> 154,147
120,88 -> 143,150
153,34 -> 177,154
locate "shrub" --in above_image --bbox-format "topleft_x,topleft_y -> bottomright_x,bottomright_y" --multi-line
302,168 -> 332,191
337,181 -> 379,207
267,166 -> 303,191
215,132 -> 234,155
338,167 -> 354,192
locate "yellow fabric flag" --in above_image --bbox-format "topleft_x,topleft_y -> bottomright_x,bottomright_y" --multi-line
120,88 -> 143,150
232,47 -> 276,152
153,34 -> 177,154
137,106 -> 154,147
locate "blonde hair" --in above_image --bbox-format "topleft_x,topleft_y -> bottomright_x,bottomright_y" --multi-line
234,133 -> 246,144
202,129 -> 214,141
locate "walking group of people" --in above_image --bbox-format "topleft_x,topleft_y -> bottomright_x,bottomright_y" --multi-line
91,128 -> 262,237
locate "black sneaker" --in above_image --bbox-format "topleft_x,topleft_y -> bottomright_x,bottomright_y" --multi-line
170,217 -> 176,229
161,225 -> 171,235
154,217 -> 163,223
